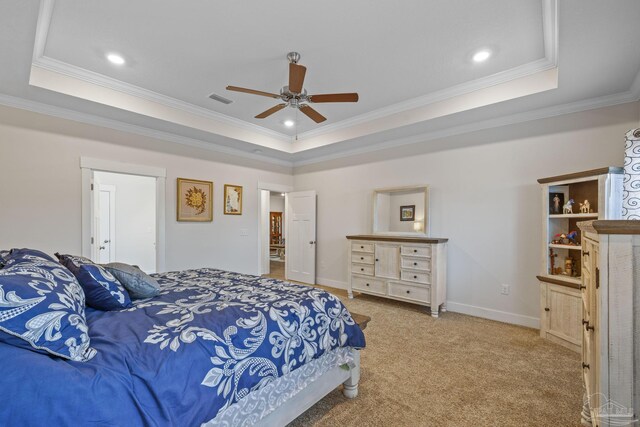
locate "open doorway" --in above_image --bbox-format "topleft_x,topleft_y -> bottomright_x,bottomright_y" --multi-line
92,171 -> 157,273
266,191 -> 286,280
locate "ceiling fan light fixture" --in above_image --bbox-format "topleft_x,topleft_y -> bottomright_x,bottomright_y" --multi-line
284,120 -> 295,127
106,53 -> 125,65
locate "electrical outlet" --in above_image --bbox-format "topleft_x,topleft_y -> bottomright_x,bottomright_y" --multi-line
500,284 -> 510,295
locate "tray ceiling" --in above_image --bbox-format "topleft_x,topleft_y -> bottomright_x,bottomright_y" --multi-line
0,0 -> 638,166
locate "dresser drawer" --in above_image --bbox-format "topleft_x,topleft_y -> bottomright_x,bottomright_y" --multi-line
400,269 -> 431,284
388,281 -> 430,303
352,242 -> 374,253
400,245 -> 431,258
352,276 -> 386,295
353,263 -> 374,276
400,257 -> 430,271
352,253 -> 375,264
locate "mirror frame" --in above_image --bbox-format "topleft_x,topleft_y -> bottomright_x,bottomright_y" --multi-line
372,185 -> 430,236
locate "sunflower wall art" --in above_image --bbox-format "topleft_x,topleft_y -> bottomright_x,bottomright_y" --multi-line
177,178 -> 213,222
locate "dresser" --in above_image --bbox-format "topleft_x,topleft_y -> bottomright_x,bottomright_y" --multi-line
578,220 -> 639,427
346,235 -> 448,317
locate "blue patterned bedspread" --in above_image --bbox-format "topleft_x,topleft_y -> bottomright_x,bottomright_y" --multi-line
0,269 -> 365,426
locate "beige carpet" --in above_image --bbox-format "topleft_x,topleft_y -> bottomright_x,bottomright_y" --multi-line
288,289 -> 582,427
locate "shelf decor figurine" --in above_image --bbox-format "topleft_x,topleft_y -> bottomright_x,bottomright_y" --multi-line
563,199 -> 575,214
623,128 -> 640,219
550,193 -> 564,214
579,200 -> 590,214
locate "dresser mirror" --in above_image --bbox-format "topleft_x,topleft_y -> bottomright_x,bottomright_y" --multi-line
372,185 -> 429,236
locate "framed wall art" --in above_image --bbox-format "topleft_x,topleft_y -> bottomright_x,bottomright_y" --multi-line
224,184 -> 243,215
400,205 -> 415,221
177,178 -> 213,222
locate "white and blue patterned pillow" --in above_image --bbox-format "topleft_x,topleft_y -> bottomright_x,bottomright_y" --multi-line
56,254 -> 132,311
0,255 -> 96,361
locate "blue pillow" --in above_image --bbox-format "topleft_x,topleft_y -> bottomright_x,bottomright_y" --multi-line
56,254 -> 132,311
0,250 -> 9,268
4,248 -> 57,265
0,257 -> 96,361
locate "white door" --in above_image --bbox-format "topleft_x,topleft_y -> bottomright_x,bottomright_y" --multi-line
286,190 -> 316,284
97,185 -> 116,264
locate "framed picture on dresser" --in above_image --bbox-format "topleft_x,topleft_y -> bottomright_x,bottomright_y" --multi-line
400,205 -> 415,221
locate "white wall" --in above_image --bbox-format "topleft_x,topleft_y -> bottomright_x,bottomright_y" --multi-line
293,102 -> 640,327
94,171 -> 156,272
0,106 -> 293,275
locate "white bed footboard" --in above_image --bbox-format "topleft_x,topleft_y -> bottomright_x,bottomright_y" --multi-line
204,347 -> 361,427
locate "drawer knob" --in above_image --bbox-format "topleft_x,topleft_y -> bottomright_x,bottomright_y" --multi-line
361,268 -> 364,272
406,290 -> 410,294
544,307 -> 550,312
360,246 -> 364,249
414,275 -> 417,279
366,283 -> 370,287
360,257 -> 364,260
413,262 -> 418,266
414,249 -> 417,253
582,363 -> 590,370
375,258 -> 379,262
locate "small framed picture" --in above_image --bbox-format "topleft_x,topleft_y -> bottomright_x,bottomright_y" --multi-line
224,184 -> 243,215
549,193 -> 564,215
400,205 -> 415,221
177,178 -> 213,222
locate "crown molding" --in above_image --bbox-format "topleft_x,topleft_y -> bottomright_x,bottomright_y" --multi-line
0,93 -> 293,168
292,88 -> 640,168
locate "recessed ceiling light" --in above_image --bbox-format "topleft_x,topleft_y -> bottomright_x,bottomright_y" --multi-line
284,120 -> 295,128
472,50 -> 491,63
106,53 -> 125,65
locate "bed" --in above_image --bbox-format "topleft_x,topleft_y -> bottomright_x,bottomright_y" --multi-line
0,262 -> 366,426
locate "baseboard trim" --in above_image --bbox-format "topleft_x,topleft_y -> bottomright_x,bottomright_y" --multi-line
316,278 -> 540,329
316,277 -> 348,290
445,301 -> 540,329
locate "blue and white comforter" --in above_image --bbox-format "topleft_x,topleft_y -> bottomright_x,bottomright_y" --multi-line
0,268 -> 365,426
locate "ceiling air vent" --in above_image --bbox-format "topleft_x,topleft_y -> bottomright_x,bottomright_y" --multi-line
208,93 -> 233,104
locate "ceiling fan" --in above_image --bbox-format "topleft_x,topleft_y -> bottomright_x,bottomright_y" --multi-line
226,52 -> 359,124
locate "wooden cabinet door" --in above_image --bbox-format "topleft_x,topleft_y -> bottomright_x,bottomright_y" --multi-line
374,243 -> 400,279
546,283 -> 582,349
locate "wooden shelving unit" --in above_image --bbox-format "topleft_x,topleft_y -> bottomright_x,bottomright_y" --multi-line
537,167 -> 623,352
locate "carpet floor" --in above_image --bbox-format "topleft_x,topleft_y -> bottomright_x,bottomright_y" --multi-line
288,289 -> 582,427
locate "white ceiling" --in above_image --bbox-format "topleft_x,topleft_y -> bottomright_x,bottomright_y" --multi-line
0,0 -> 639,166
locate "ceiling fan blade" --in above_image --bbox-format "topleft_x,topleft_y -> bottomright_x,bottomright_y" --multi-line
289,63 -> 307,94
255,103 -> 287,119
226,86 -> 280,99
299,105 -> 326,123
308,93 -> 359,103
